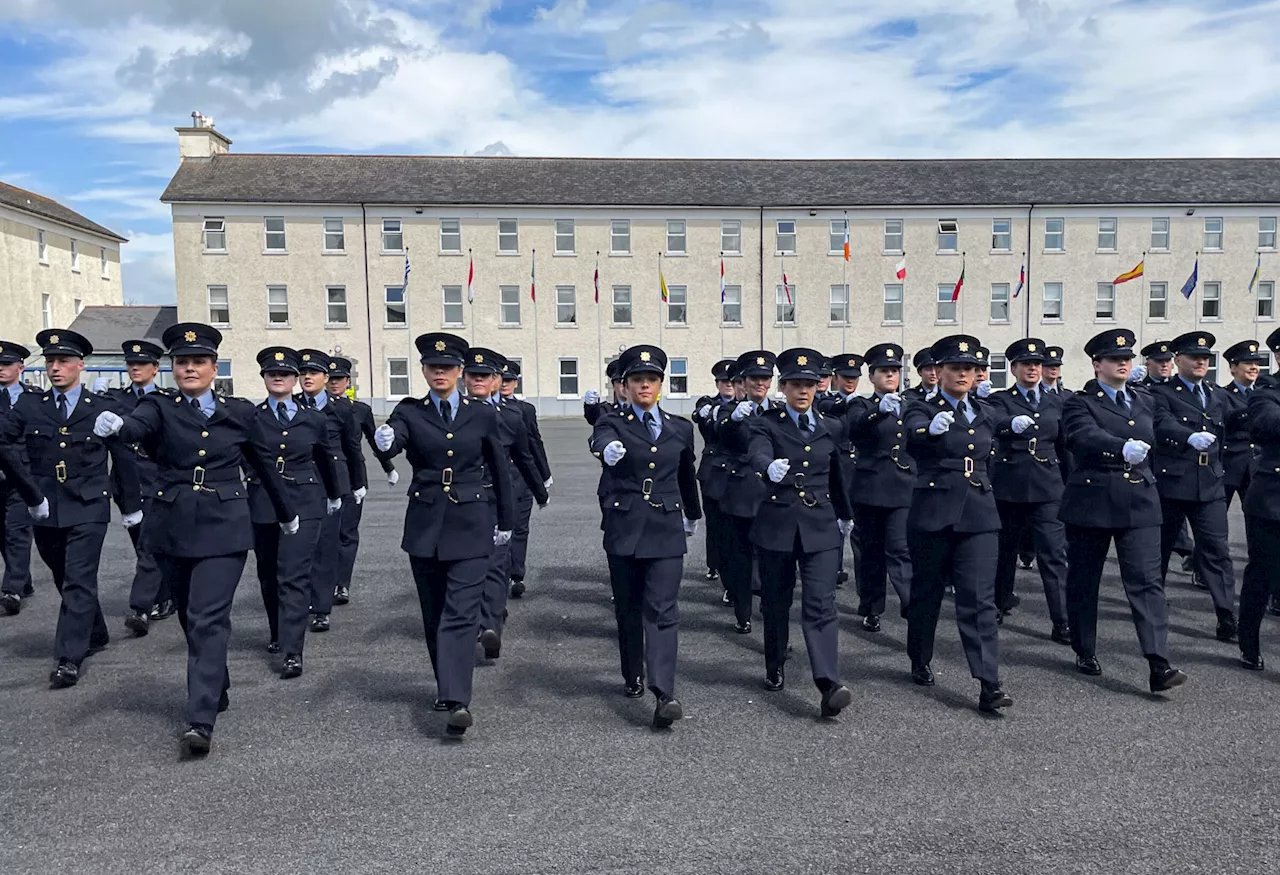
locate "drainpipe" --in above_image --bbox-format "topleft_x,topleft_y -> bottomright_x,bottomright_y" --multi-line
361,203 -> 374,409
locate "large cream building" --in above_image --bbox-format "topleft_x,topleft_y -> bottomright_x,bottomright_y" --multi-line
161,121 -> 1280,413
1,181 -> 126,369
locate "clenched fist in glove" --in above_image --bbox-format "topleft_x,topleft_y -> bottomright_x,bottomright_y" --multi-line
280,516 -> 300,535
731,400 -> 756,422
698,404 -> 713,420
353,486 -> 367,506
326,498 -> 342,515
878,393 -> 901,416
374,424 -> 395,452
583,389 -> 601,405
1128,364 -> 1148,384
94,411 -> 123,437
121,510 -> 143,529
767,458 -> 790,483
976,380 -> 993,399
92,376 -> 110,394
1187,432 -> 1216,451
1122,439 -> 1151,465
1011,415 -> 1035,434
494,528 -> 513,546
683,518 -> 698,537
929,410 -> 955,436
602,441 -> 627,466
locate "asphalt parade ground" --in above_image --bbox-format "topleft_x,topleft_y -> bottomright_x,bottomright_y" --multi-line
1,418 -> 1278,875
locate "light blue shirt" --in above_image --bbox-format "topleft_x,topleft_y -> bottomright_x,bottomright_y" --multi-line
272,397 -> 299,419
429,389 -> 461,420
1017,384 -> 1040,405
182,389 -> 217,418
1098,382 -> 1130,408
939,390 -> 975,423
306,390 -> 329,411
1179,375 -> 1206,404
52,383 -> 83,417
1039,381 -> 1060,395
632,403 -> 662,437
1234,381 -> 1255,395
131,381 -> 158,397
785,404 -> 816,431
3,382 -> 21,406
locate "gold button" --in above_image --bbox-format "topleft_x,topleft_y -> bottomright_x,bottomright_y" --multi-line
798,491 -> 805,497
649,462 -> 656,469
59,441 -> 66,448
193,485 -> 200,491
613,502 -> 619,507
447,450 -> 454,457
770,495 -> 776,500
896,433 -> 902,438
650,446 -> 657,453
201,431 -> 209,438
1033,413 -> 1041,418
896,419 -> 903,425
280,444 -> 287,449
446,433 -> 454,439
282,430 -> 288,436
804,446 -> 811,452
968,429 -> 975,435
443,486 -> 451,493
802,461 -> 809,467
968,444 -> 975,450
1129,420 -> 1135,426
157,491 -> 163,496
198,449 -> 206,456
929,482 -> 935,487
414,491 -> 420,497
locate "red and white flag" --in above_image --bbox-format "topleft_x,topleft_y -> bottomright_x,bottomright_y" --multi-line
466,252 -> 474,303
530,250 -> 536,302
895,258 -> 907,280
593,254 -> 599,304
782,269 -> 792,304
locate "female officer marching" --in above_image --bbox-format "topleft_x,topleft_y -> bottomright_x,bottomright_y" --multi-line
373,332 -> 514,737
94,323 -> 298,756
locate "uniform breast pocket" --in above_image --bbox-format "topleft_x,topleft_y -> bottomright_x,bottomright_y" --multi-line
74,478 -> 110,502
214,484 -> 246,502
448,489 -> 488,504
605,494 -> 635,512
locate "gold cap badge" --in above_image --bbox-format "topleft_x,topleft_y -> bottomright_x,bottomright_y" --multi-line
132,344 -> 142,353
328,362 -> 337,369
1198,337 -> 1206,347
640,351 -> 652,362
958,341 -> 969,352
887,349 -> 895,358
756,356 -> 765,365
475,354 -> 484,363
976,351 -> 985,360
1116,336 -> 1127,346
1250,344 -> 1258,352
49,334 -> 59,344
184,331 -> 197,343
1028,343 -> 1036,352
435,341 -> 446,351
797,355 -> 808,366
274,352 -> 285,361
302,353 -> 311,361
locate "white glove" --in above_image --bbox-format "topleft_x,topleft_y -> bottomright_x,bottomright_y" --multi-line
494,528 -> 513,546
878,393 -> 901,415
280,516 -> 300,535
121,510 -> 143,529
374,424 -> 394,452
838,519 -> 854,538
92,376 -> 109,394
1187,431 -> 1217,451
387,469 -> 399,486
602,440 -> 626,466
683,518 -> 698,537
698,404 -> 713,420
94,410 -> 123,437
353,486 -> 367,506
584,389 -> 601,405
1122,439 -> 1150,464
977,380 -> 993,398
28,498 -> 49,521
326,497 -> 342,515
543,476 -> 553,489
731,400 -> 756,422
1128,364 -> 1148,384
929,411 -> 955,435
1011,415 -> 1035,434
767,458 -> 790,483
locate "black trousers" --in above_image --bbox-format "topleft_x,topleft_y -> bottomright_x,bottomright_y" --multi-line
336,497 -> 363,590
480,541 -> 511,637
410,554 -> 489,707
1239,514 -> 1280,659
309,504 -> 344,614
719,513 -> 757,626
995,499 -> 1069,627
254,519 -> 321,655
853,503 -> 911,618
702,496 -> 724,573
33,523 -> 108,665
1064,525 -> 1170,666
756,534 -> 841,689
126,521 -> 170,612
508,487 -> 534,583
1158,497 -> 1236,617
157,552 -> 248,732
606,554 -> 682,697
1226,468 -> 1251,511
906,527 -> 1000,685
1,484 -> 33,595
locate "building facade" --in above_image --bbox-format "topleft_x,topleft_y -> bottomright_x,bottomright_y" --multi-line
162,122 -> 1280,413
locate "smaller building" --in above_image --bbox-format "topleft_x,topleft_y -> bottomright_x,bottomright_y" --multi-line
20,305 -> 179,390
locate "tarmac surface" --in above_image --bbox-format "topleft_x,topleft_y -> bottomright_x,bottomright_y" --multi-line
1,418 -> 1278,875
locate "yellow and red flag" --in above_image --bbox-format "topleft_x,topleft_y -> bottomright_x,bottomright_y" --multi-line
1113,260 -> 1145,285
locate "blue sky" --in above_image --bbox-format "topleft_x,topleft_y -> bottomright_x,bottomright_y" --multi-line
2,0 -> 1278,305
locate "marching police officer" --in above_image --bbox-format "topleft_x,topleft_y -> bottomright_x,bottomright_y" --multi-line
0,340 -> 41,615
1137,341 -> 1175,388
372,332 -> 514,737
903,335 -> 1010,713
693,359 -> 736,583
904,348 -> 939,401
584,360 -> 627,426
499,360 -> 553,599
94,323 -> 299,755
1149,332 -> 1237,641
1220,340 -> 1267,509
1238,327 -> 1280,670
588,344 -> 701,728
824,353 -> 864,589
844,343 -> 913,631
1040,346 -> 1067,396
0,329 -> 141,687
247,347 -> 342,678
1059,329 -> 1186,693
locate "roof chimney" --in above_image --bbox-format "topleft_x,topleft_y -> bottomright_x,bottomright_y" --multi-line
175,112 -> 232,160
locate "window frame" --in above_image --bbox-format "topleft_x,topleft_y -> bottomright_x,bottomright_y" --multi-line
990,283 -> 1011,323
441,285 -> 465,327
381,218 -> 404,253
41,293 -> 52,329
1260,217 -> 1277,251
323,217 -> 345,252
883,219 -> 904,254
883,283 -> 904,325
612,285 -> 633,327
1044,217 -> 1065,252
610,219 -> 631,255
100,247 -> 109,279
214,360 -> 234,396
266,284 -> 290,326
1204,216 -> 1224,251
387,357 -> 411,398
557,358 -> 579,399
829,283 -> 850,326
720,220 -> 742,255
326,285 -> 348,326
1095,282 -> 1116,321
1148,281 -> 1168,321
666,219 -> 687,255
439,218 -> 462,254
202,217 -> 226,253
384,285 -> 407,326
935,283 -> 957,324
991,218 -> 1012,252
555,284 -> 577,325
1202,281 -> 1222,320
775,284 -> 797,325
721,284 -> 742,325
1097,217 -> 1118,252
505,356 -> 525,395
499,284 -> 521,326
668,357 -> 689,397
988,353 -> 1009,389
666,284 -> 688,325
69,239 -> 79,272
1151,217 -> 1170,251
1042,282 -> 1063,322
498,218 -> 519,254
829,219 -> 848,255
775,219 -> 797,255
555,219 -> 576,255
207,285 -> 230,326
936,218 -> 959,253
1258,280 -> 1275,321
263,216 -> 287,253
37,228 -> 48,264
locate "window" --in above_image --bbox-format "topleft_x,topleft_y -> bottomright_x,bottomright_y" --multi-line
73,298 -> 83,316
1148,282 -> 1168,320
208,286 -> 230,324
669,358 -> 689,396
830,220 -> 848,255
202,218 -> 226,252
829,284 -> 849,325
1045,218 -> 1064,251
41,294 -> 51,328
1261,217 -> 1277,250
990,283 -> 1010,322
776,220 -> 796,254
775,285 -> 796,324
440,218 -> 461,253
264,217 -> 286,251
323,218 -> 345,251
666,284 -> 687,324
387,358 -> 410,397
988,354 -> 1009,389
721,220 -> 741,254
556,285 -> 576,324
936,284 -> 957,323
1043,282 -> 1063,321
37,229 -> 48,263
992,218 -> 1012,251
267,285 -> 289,325
558,359 -> 579,397
612,285 -> 632,326
666,220 -> 686,255
499,285 -> 521,326
1095,282 -> 1115,320
610,219 -> 630,255
498,219 -> 519,253
1097,217 -> 1117,251
506,357 -> 524,394
70,239 -> 79,271
722,285 -> 741,324
1259,281 -> 1275,320
100,247 -> 108,278
883,284 -> 904,324
385,286 -> 406,324
1207,352 -> 1220,385
442,285 -> 464,326
884,219 -> 904,253
1204,217 -> 1224,250
937,219 -> 958,252
1151,217 -> 1170,251
214,361 -> 234,396
326,286 -> 348,325
1202,281 -> 1221,319
382,219 -> 403,252
555,219 -> 575,254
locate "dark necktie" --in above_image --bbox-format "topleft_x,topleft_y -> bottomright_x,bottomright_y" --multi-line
56,394 -> 68,420
440,399 -> 452,424
136,386 -> 145,400
306,395 -> 317,409
798,412 -> 811,435
1195,385 -> 1206,409
643,410 -> 659,440
1115,390 -> 1129,412
1028,390 -> 1039,409
191,397 -> 203,417
0,389 -> 10,413
957,399 -> 972,423
276,401 -> 291,424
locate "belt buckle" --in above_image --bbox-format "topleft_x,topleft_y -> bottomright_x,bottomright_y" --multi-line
1026,437 -> 1037,456
276,457 -> 285,474
963,456 -> 974,478
1198,451 -> 1210,467
55,461 -> 67,483
441,467 -> 453,486
193,465 -> 205,487
642,478 -> 653,499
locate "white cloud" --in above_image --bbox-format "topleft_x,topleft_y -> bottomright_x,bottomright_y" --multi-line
536,0 -> 589,31
116,230 -> 174,305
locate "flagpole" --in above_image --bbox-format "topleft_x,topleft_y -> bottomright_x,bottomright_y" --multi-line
779,251 -> 785,351
841,222 -> 848,354
1138,249 -> 1147,351
1021,251 -> 1030,339
958,251 -> 966,334
658,252 -> 664,350
899,249 -> 906,358
532,248 -> 541,404
468,248 -> 475,345
596,250 -> 603,393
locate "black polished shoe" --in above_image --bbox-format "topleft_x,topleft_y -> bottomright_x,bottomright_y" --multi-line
1075,655 -> 1103,676
861,614 -> 881,633
836,571 -> 849,589
996,611 -> 1004,626
333,586 -> 350,606
652,696 -> 683,729
1150,667 -> 1188,693
479,628 -> 501,660
721,589 -> 734,606
1240,653 -> 1265,671
49,660 -> 79,688
704,568 -> 718,581
509,579 -> 526,599
181,726 -> 212,756
310,613 -> 330,633
1051,623 -> 1072,645
911,663 -> 935,686
1217,614 -> 1238,643
1018,554 -> 1035,569
734,620 -> 752,634
1269,596 -> 1280,617
281,654 -> 303,679
218,689 -> 230,713
446,706 -> 474,736
432,698 -> 450,712
624,678 -> 645,698
1191,571 -> 1208,590
978,683 -> 1013,713
1,592 -> 22,615
820,685 -> 854,718
764,668 -> 784,692
125,610 -> 150,636
266,640 -> 281,654
20,583 -> 34,597
150,600 -> 176,621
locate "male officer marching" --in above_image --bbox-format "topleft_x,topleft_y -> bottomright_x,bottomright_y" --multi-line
1219,340 -> 1267,510
1040,346 -> 1067,396
1136,341 -> 1175,389
583,360 -> 627,426
499,360 -> 553,600
0,340 -> 42,615
693,359 -> 736,584
904,348 -> 939,401
1059,329 -> 1186,693
820,353 -> 862,588
1238,328 -> 1280,670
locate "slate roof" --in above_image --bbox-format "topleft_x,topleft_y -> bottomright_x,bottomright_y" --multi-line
68,306 -> 177,352
160,154 -> 1280,208
0,181 -> 127,242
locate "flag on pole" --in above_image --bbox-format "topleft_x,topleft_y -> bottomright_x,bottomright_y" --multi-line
530,250 -> 536,301
895,258 -> 906,281
950,258 -> 965,302
720,256 -> 726,302
1181,258 -> 1199,299
660,268 -> 669,303
1249,252 -> 1261,294
1014,262 -> 1025,298
842,219 -> 850,262
403,248 -> 412,292
1113,260 -> 1145,285
466,251 -> 474,303
593,254 -> 600,304
782,267 -> 792,304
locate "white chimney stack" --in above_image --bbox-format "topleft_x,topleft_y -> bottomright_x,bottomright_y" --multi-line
176,112 -> 231,160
